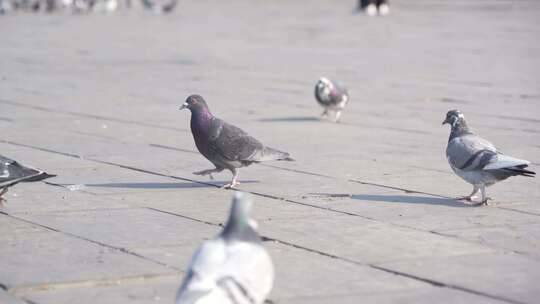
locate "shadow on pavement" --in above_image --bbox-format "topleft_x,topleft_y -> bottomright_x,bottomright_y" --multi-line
258,116 -> 321,122
85,181 -> 259,189
351,194 -> 468,207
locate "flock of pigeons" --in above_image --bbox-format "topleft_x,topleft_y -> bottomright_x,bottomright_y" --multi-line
0,77 -> 536,303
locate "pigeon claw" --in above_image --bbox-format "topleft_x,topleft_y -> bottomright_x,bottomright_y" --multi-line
455,195 -> 473,202
480,197 -> 493,206
221,181 -> 241,189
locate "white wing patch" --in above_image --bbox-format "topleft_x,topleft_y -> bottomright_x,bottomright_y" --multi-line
0,162 -> 11,178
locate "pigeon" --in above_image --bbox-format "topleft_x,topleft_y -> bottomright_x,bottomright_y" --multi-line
359,0 -> 389,16
176,192 -> 274,304
0,155 -> 56,204
443,110 -> 535,205
314,77 -> 349,122
180,94 -> 293,188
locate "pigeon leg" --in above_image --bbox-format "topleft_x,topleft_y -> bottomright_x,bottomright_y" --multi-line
193,168 -> 223,180
334,110 -> 343,123
222,169 -> 240,189
479,185 -> 492,206
456,185 -> 480,202
0,187 -> 7,206
321,109 -> 329,117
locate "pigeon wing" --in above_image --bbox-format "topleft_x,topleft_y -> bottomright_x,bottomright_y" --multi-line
446,134 -> 498,171
0,155 -> 50,188
483,154 -> 530,170
221,242 -> 274,304
177,239 -> 230,304
208,119 -> 265,162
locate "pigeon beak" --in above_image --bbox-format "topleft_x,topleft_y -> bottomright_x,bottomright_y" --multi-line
179,103 -> 188,110
442,118 -> 449,125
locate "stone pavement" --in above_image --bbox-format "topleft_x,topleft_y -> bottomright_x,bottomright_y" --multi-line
1,0 -> 539,303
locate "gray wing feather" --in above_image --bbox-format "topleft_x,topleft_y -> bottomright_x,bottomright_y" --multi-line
446,134 -> 497,171
0,155 -> 45,188
209,119 -> 288,162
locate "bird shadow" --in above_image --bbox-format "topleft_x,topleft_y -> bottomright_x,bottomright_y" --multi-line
258,116 -> 321,123
351,194 -> 471,208
83,181 -> 259,189
309,193 -> 472,208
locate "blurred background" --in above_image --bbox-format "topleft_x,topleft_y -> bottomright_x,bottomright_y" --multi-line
1,1 -> 539,304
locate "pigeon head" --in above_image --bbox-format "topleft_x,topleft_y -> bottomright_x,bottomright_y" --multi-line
180,95 -> 210,114
442,110 -> 465,128
316,77 -> 333,94
221,192 -> 261,243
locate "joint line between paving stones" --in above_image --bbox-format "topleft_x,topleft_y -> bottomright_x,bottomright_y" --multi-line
1,139 -> 382,220
4,139 -> 538,258
1,141 -> 530,304
7,273 -> 181,295
21,297 -> 38,304
0,99 -> 186,132
369,265 -> 526,304
147,207 -> 523,304
0,211 -> 180,272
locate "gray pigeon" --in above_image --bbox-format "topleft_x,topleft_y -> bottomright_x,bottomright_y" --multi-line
314,77 -> 349,122
0,155 -> 55,204
180,94 -> 293,189
176,192 -> 274,304
443,110 -> 535,205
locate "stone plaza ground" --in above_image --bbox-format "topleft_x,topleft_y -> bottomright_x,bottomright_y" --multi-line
1,0 -> 539,303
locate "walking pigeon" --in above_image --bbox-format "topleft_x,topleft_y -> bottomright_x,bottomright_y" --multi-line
314,77 -> 349,122
0,155 -> 56,204
176,192 -> 274,304
443,110 -> 535,205
180,94 -> 293,188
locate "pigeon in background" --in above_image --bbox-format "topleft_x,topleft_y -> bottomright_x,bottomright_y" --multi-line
443,110 -> 535,205
180,94 -> 293,189
359,0 -> 390,16
176,192 -> 274,304
314,77 -> 349,122
0,155 -> 56,204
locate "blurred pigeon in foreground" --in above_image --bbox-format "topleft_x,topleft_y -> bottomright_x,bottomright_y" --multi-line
314,77 -> 349,122
0,155 -> 56,204
443,110 -> 535,205
176,192 -> 274,304
180,94 -> 293,188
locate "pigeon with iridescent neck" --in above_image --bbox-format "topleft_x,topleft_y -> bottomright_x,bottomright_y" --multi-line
180,94 -> 293,188
314,77 -> 349,122
443,110 -> 535,205
0,155 -> 56,205
176,192 -> 274,304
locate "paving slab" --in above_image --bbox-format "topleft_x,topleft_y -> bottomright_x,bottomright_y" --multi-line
0,215 -> 175,288
0,0 -> 539,303
378,253 -> 540,304
0,290 -> 27,304
15,275 -> 181,304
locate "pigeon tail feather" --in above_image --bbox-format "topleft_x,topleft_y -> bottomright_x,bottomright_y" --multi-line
483,154 -> 530,171
502,165 -> 536,177
22,172 -> 56,183
252,147 -> 293,162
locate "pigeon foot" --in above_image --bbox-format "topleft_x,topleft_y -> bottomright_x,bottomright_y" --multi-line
0,188 -> 7,205
455,195 -> 473,202
221,181 -> 240,189
480,197 -> 493,206
465,197 -> 492,207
